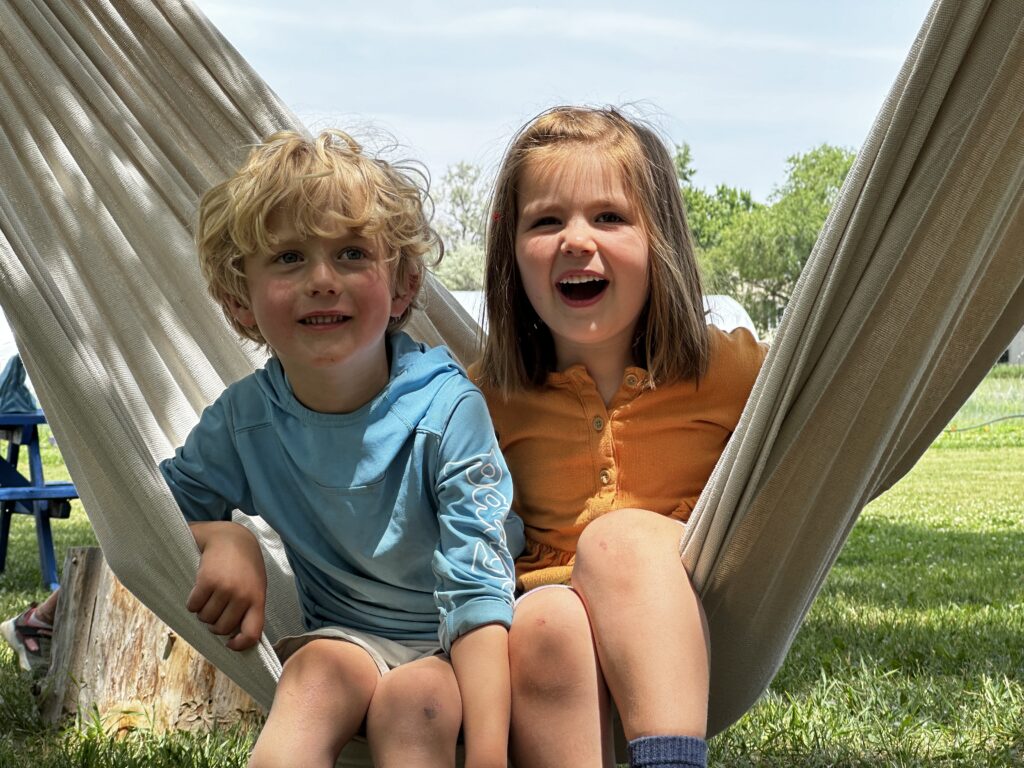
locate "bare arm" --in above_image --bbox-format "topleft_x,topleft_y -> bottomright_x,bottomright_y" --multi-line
450,622 -> 511,768
186,520 -> 266,651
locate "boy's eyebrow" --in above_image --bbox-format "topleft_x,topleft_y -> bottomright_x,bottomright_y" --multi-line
262,233 -> 382,257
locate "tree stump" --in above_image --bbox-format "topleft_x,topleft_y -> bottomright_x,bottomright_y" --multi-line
40,546 -> 263,733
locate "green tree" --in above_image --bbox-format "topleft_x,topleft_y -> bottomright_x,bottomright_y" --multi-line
432,242 -> 486,291
674,143 -> 760,294
684,183 -> 759,256
702,144 -> 855,333
431,162 -> 489,290
435,161 -> 488,249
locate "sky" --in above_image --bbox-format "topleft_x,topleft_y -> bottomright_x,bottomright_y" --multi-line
1,0 -> 936,362
198,0 -> 934,200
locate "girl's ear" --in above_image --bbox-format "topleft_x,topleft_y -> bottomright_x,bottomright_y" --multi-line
391,270 -> 420,319
226,297 -> 256,329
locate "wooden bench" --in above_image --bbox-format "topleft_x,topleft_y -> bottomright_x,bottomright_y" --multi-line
0,411 -> 78,589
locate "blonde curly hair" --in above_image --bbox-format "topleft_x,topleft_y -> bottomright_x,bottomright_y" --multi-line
196,129 -> 441,345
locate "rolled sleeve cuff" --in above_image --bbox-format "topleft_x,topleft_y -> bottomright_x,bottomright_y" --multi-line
438,597 -> 513,653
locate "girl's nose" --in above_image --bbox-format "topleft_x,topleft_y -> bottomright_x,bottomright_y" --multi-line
560,222 -> 596,257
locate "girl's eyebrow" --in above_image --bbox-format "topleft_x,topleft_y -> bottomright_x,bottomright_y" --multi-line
520,195 -> 629,214
590,196 -> 630,209
518,199 -> 554,216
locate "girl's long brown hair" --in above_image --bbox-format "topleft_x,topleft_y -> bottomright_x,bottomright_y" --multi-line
477,106 -> 709,397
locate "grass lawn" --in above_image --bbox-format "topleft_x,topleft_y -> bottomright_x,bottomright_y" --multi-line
1,367 -> 1021,766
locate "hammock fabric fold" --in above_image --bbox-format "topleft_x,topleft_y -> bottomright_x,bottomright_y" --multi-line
1,0 -> 1021,755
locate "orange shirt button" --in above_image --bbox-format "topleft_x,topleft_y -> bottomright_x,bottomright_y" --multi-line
625,374 -> 639,387
599,469 -> 612,485
592,416 -> 604,431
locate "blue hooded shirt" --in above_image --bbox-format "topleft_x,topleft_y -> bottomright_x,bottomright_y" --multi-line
160,332 -> 524,651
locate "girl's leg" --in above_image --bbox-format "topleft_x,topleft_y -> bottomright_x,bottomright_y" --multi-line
572,509 -> 709,747
509,586 -> 614,768
365,655 -> 462,767
248,639 -> 379,768
34,588 -> 60,624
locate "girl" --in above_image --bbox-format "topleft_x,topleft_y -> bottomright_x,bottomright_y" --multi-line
470,107 -> 767,768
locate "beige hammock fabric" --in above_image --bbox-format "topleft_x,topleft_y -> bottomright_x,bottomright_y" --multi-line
0,0 -> 1021,754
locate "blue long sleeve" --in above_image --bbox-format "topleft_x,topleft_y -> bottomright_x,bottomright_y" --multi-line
160,333 -> 521,650
432,391 -> 520,649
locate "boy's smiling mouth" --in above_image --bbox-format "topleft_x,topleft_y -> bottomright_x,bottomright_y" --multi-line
299,313 -> 350,326
557,274 -> 609,303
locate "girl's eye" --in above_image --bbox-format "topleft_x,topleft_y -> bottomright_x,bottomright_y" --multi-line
276,251 -> 302,264
338,247 -> 366,261
530,216 -> 560,228
596,212 -> 625,224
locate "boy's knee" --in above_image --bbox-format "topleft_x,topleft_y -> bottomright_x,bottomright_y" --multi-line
510,590 -> 594,699
368,663 -> 461,738
281,639 -> 378,703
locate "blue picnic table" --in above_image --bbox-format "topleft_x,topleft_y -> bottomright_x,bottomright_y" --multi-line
0,410 -> 78,590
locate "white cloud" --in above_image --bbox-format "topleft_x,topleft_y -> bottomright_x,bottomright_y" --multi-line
200,3 -> 903,62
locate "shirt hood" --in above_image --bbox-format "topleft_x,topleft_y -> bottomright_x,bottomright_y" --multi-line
252,331 -> 466,441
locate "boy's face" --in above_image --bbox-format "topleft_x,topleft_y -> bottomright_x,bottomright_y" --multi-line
230,215 -> 414,410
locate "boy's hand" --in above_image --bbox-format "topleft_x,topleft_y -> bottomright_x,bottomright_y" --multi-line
451,623 -> 511,768
186,521 -> 266,651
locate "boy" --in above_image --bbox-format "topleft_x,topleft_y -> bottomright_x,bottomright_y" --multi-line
160,130 -> 522,768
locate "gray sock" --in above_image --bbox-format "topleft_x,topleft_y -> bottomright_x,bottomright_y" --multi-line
628,735 -> 708,767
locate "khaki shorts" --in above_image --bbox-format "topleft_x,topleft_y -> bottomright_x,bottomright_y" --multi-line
274,626 -> 443,677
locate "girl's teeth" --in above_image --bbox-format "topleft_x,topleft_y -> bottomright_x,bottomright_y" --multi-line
557,276 -> 609,301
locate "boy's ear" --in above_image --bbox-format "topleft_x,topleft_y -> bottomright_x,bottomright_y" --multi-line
226,296 -> 256,329
390,270 -> 420,319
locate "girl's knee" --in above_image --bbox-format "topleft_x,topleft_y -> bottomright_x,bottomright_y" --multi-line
574,508 -> 690,592
510,589 -> 596,698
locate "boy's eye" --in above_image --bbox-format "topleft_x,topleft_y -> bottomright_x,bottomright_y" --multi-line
596,212 -> 625,224
276,251 -> 302,264
338,246 -> 366,261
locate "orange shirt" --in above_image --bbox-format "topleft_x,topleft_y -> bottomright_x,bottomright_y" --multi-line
470,326 -> 767,591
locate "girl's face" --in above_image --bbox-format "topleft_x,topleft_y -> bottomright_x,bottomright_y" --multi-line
515,153 -> 650,371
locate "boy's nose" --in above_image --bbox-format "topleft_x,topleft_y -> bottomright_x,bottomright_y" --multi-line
307,260 -> 342,295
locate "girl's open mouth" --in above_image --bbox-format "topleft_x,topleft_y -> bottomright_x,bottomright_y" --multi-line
557,275 -> 608,302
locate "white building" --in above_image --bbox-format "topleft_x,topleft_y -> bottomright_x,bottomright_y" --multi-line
1004,326 -> 1024,365
452,291 -> 758,337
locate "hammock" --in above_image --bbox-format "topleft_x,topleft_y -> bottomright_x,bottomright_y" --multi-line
0,0 -> 1021,758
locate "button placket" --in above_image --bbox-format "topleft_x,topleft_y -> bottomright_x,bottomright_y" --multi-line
595,412 -> 613,489
576,378 -> 615,495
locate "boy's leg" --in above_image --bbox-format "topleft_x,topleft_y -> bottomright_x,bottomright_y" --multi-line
509,586 -> 614,768
249,639 -> 379,768
365,655 -> 462,768
572,508 -> 709,767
